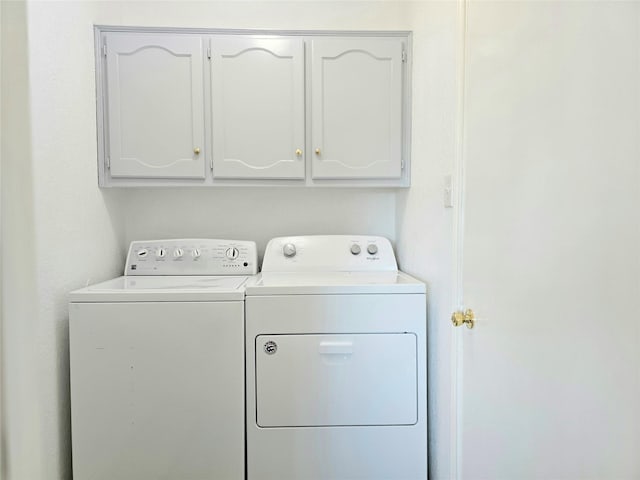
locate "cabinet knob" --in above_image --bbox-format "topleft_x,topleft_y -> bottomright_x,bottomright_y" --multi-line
295,149 -> 302,157
193,147 -> 201,155
315,148 -> 321,155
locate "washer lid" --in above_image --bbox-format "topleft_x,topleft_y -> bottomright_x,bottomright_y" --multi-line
245,271 -> 425,296
69,276 -> 249,302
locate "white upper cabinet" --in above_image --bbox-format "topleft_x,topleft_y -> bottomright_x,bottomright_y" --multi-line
97,28 -> 410,187
104,33 -> 205,179
310,37 -> 404,180
210,36 -> 305,179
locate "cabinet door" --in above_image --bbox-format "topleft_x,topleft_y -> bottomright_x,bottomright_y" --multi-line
104,34 -> 205,179
311,37 -> 404,179
210,36 -> 305,179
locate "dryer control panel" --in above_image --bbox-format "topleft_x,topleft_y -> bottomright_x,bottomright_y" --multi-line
261,235 -> 397,272
125,239 -> 258,276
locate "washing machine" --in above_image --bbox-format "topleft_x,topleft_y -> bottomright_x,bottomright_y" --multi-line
69,238 -> 257,480
245,235 -> 427,480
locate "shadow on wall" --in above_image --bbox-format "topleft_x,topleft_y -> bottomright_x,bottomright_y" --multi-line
1,1 -> 43,478
120,187 -> 398,260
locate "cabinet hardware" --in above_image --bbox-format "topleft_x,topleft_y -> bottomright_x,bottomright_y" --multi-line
194,147 -> 201,155
295,149 -> 302,156
315,148 -> 321,155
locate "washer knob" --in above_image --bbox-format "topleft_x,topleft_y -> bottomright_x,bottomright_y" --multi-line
137,248 -> 148,258
350,244 -> 361,255
283,243 -> 297,258
192,248 -> 201,259
367,244 -> 378,255
156,248 -> 166,258
173,248 -> 184,258
226,247 -> 239,260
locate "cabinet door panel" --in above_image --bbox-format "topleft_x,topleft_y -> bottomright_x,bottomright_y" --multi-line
211,37 -> 305,179
105,34 -> 205,179
311,38 -> 403,179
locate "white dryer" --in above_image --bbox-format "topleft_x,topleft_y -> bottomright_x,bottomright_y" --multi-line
245,235 -> 427,480
69,238 -> 257,480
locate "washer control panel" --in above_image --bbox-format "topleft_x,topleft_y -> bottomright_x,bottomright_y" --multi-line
125,239 -> 258,276
262,235 -> 397,272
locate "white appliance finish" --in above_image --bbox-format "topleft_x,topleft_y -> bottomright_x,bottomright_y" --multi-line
125,238 -> 257,276
69,239 -> 256,480
245,235 -> 427,480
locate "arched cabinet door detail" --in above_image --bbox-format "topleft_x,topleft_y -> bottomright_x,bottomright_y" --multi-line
96,29 -> 410,187
310,37 -> 404,180
104,34 -> 205,179
210,36 -> 305,180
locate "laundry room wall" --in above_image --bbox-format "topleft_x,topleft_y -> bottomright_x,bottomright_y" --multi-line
0,2 -> 4,478
116,1 -> 412,253
2,2 -> 47,478
1,2 -> 126,479
1,1 -> 433,480
395,2 -> 458,479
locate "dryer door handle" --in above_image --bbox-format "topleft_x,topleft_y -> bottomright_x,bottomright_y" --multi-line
318,341 -> 353,355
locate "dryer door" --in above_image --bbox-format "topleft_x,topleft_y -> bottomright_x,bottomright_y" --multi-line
255,333 -> 417,427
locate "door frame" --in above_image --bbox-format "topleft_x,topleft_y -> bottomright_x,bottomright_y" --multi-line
451,0 -> 468,478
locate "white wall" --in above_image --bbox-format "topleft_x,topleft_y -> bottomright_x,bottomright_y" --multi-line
1,1 -> 422,479
123,188 -> 395,260
2,2 -> 44,478
395,2 -> 458,479
2,1 -> 125,479
0,1 -> 4,477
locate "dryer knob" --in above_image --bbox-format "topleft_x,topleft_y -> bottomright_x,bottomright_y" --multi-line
192,248 -> 201,259
173,248 -> 184,258
350,244 -> 361,255
226,247 -> 239,260
283,243 -> 297,258
137,248 -> 148,258
156,248 -> 166,258
367,244 -> 378,255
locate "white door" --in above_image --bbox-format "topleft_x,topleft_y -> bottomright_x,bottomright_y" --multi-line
104,33 -> 205,178
310,37 -> 404,179
455,2 -> 640,479
210,36 -> 305,179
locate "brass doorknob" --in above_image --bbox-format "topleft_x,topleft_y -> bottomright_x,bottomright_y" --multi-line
295,149 -> 303,156
194,147 -> 201,155
451,309 -> 475,329
315,148 -> 321,155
